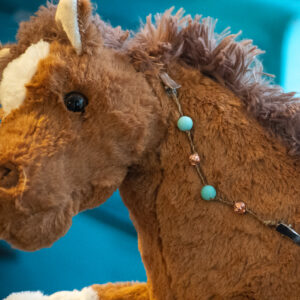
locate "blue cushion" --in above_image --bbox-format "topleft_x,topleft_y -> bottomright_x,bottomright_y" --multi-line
281,17 -> 300,92
0,12 -> 18,43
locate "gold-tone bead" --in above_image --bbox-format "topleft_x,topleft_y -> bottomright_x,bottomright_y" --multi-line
234,201 -> 246,214
189,153 -> 200,166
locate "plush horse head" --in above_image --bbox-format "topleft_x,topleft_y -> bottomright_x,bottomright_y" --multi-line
1,0 -> 300,299
0,0 -> 164,251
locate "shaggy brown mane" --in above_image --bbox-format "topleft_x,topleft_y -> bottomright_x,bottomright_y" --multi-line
125,9 -> 300,156
5,4 -> 300,156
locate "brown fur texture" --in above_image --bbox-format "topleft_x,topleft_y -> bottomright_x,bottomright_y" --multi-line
1,1 -> 300,299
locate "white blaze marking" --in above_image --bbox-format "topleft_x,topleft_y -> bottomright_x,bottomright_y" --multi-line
4,287 -> 99,300
0,40 -> 50,117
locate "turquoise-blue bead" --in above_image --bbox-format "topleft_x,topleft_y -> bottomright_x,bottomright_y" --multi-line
177,116 -> 193,131
201,185 -> 217,201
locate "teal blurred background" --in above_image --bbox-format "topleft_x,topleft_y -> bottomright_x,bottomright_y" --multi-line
1,0 -> 300,298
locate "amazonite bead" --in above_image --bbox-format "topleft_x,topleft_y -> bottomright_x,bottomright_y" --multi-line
177,116 -> 193,131
201,185 -> 216,201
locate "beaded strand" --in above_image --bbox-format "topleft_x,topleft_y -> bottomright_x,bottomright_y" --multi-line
160,72 -> 280,228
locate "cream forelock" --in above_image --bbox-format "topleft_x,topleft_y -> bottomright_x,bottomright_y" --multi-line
0,40 -> 50,117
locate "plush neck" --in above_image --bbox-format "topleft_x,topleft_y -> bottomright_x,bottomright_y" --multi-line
120,64 -> 300,299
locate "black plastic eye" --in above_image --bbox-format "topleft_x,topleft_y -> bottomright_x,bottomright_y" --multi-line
64,92 -> 88,112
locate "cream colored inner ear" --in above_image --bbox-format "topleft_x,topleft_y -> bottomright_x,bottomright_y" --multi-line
55,0 -> 82,55
0,48 -> 10,59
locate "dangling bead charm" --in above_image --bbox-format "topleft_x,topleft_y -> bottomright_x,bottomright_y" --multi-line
234,201 -> 246,214
189,153 -> 200,165
201,185 -> 216,201
177,116 -> 193,131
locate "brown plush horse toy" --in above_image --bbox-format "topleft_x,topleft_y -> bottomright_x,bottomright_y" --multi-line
1,0 -> 300,299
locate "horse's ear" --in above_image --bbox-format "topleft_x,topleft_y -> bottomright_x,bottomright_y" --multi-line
55,0 -> 92,55
0,48 -> 10,59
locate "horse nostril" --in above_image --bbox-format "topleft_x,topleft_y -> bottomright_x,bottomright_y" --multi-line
0,162 -> 20,189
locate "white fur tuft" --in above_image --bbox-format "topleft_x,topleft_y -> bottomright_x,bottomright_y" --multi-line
4,287 -> 99,300
55,0 -> 82,54
4,291 -> 47,300
0,40 -> 50,117
49,287 -> 99,300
